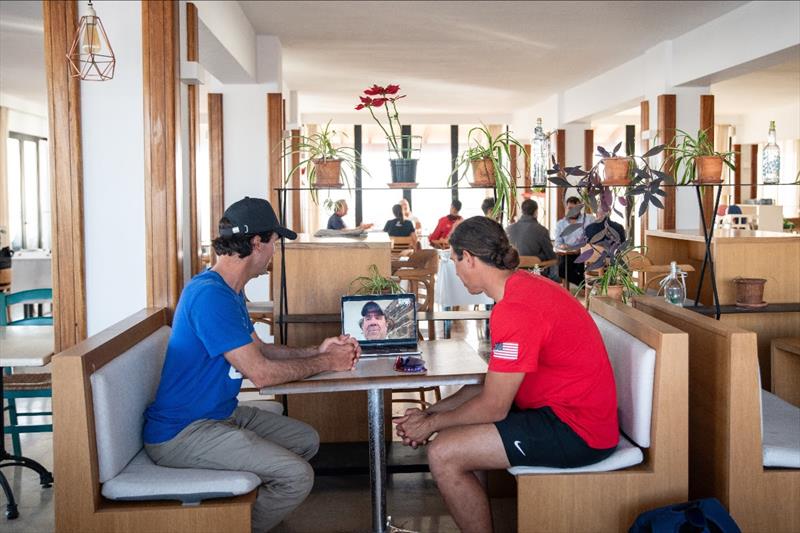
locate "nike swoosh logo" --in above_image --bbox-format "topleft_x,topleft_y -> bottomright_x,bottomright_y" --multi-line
513,440 -> 526,456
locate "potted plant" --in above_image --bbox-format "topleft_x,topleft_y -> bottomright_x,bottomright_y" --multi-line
355,84 -> 420,186
452,125 -> 528,221
597,143 -> 633,186
576,232 -> 644,303
548,142 -> 671,242
349,264 -> 403,295
669,129 -> 735,184
282,121 -> 365,203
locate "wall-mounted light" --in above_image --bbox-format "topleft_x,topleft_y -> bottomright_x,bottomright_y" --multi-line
67,1 -> 115,81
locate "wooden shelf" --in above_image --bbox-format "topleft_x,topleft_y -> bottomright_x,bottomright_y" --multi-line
690,303 -> 800,316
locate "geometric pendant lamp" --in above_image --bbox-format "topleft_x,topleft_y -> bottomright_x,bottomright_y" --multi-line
67,1 -> 116,81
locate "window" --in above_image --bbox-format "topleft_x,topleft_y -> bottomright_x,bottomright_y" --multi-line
6,132 -> 50,250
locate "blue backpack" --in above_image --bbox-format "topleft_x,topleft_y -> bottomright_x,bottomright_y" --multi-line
629,498 -> 741,533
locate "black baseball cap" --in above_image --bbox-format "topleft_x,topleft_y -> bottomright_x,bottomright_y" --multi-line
361,301 -> 385,317
219,197 -> 297,240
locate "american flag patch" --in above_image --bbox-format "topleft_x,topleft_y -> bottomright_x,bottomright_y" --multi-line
492,342 -> 519,360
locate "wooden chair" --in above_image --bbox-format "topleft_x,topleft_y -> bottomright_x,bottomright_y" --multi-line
517,255 -> 558,271
2,288 -> 54,457
634,296 -> 800,532
392,250 -> 441,408
389,235 -> 417,261
512,297 -> 689,532
625,251 -> 695,293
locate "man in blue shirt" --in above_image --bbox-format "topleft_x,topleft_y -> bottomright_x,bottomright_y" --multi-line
555,196 -> 596,287
326,199 -> 373,231
144,197 -> 360,532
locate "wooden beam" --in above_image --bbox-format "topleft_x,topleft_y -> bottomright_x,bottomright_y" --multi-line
657,94 -> 676,230
43,0 -> 86,352
208,93 -> 224,265
700,95 -> 715,228
142,0 -> 181,315
523,143 -> 531,191
291,128 -> 301,231
639,100 -> 650,247
556,129 -> 566,220
749,145 -> 758,199
267,93 -> 283,212
733,144 -> 742,204
584,129 -> 594,170
186,3 -> 200,276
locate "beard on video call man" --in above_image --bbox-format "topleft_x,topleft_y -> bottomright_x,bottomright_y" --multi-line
359,301 -> 391,340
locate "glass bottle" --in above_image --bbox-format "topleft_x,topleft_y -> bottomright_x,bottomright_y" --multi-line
531,118 -> 549,186
662,261 -> 687,307
762,120 -> 781,184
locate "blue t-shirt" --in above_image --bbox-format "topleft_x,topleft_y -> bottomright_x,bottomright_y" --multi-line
327,213 -> 345,229
143,270 -> 254,444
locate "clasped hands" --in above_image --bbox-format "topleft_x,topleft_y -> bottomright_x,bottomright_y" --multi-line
319,334 -> 361,371
394,408 -> 435,448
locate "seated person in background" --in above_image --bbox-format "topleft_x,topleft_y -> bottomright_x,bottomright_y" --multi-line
394,216 -> 618,533
555,196 -> 596,286
360,301 -> 391,340
400,198 -> 422,231
144,197 -> 360,532
506,199 -> 558,281
584,206 -> 625,244
429,199 -> 463,244
481,197 -> 498,221
383,204 -> 417,237
327,199 -> 373,231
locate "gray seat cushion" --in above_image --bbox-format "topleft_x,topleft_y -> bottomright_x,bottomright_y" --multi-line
508,434 -> 643,475
762,390 -> 800,468
101,449 -> 261,503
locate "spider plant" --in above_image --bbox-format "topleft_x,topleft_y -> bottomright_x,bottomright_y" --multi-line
451,125 -> 528,222
668,128 -> 735,184
281,121 -> 367,203
349,264 -> 403,295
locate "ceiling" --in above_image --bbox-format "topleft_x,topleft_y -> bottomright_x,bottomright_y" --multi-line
0,1 -> 46,115
712,56 -> 800,115
240,0 -> 748,115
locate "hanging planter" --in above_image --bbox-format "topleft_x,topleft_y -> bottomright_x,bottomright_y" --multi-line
601,157 -> 632,186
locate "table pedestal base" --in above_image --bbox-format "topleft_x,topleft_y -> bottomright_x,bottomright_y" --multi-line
367,388 -> 387,533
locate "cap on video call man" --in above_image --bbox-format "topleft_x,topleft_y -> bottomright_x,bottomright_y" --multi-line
143,196 -> 361,532
360,301 -> 390,340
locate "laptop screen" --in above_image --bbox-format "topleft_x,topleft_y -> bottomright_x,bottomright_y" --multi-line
341,294 -> 417,347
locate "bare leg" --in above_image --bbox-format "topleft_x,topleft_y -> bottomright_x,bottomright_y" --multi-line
427,424 -> 510,533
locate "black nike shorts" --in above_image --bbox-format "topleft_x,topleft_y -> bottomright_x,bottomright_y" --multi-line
494,406 -> 616,468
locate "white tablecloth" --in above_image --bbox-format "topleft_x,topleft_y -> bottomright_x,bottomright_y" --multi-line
11,250 -> 52,292
435,250 -> 494,308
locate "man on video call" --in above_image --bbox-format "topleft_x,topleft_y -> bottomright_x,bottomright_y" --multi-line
360,301 -> 391,340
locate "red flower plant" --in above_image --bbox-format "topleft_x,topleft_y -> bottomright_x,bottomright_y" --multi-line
354,83 -> 407,158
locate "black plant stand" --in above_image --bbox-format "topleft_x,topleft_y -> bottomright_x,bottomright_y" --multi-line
692,184 -> 725,319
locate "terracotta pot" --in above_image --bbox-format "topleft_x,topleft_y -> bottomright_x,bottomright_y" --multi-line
604,285 -> 625,301
0,267 -> 10,286
733,277 -> 767,308
312,158 -> 343,187
695,156 -> 724,184
601,157 -> 631,186
470,158 -> 496,186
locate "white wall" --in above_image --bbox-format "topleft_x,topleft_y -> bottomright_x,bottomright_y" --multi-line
733,102 -> 800,145
5,107 -> 47,138
194,0 -> 256,81
81,0 -> 146,335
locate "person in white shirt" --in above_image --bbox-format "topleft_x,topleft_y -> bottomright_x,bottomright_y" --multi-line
400,198 -> 422,231
554,196 -> 596,287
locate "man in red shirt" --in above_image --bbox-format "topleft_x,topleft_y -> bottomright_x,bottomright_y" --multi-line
428,199 -> 462,244
395,216 -> 618,533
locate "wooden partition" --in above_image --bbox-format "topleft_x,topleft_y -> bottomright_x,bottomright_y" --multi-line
52,308 -> 255,532
272,233 -> 392,442
634,297 -> 800,533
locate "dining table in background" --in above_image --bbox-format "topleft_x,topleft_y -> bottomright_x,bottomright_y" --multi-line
260,339 -> 488,533
434,249 -> 494,308
555,247 -> 581,290
0,325 -> 55,520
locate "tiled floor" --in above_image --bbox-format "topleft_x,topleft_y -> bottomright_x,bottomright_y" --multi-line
3,318 -> 506,533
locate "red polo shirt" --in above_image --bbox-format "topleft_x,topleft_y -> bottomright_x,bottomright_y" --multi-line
488,271 -> 618,449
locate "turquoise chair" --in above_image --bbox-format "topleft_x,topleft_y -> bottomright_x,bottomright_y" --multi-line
2,288 -> 53,457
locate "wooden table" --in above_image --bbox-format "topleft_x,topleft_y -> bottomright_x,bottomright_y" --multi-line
555,247 -> 580,289
0,326 -> 55,520
260,339 -> 487,533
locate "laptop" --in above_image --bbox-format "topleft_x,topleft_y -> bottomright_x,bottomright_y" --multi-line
341,294 -> 421,357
